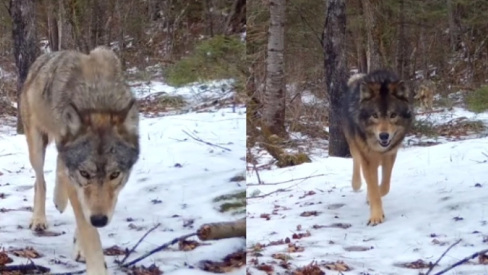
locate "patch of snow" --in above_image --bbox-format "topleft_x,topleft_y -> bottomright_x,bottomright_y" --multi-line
247,117 -> 488,274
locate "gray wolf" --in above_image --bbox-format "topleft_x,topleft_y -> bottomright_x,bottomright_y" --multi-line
342,69 -> 413,226
20,46 -> 140,274
414,80 -> 435,111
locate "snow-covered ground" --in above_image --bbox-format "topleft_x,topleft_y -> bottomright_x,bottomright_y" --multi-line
247,107 -> 488,275
0,81 -> 245,274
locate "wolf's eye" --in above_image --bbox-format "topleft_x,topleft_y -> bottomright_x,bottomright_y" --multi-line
371,113 -> 379,119
79,170 -> 90,179
390,112 -> 397,118
109,171 -> 120,180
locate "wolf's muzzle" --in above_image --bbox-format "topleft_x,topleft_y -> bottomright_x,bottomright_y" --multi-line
90,215 -> 108,227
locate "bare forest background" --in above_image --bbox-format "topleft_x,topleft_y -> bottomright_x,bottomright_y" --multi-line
0,0 -> 246,130
247,0 -> 488,166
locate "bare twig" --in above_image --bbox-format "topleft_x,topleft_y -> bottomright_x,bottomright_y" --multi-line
121,232 -> 197,267
247,146 -> 262,184
247,173 -> 327,186
425,239 -> 461,275
117,223 -> 161,265
432,248 -> 488,275
247,188 -> 291,199
182,130 -> 231,151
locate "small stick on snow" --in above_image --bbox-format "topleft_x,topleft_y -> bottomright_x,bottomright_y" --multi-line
247,188 -> 291,199
182,130 -> 231,151
247,173 -> 327,186
197,218 -> 246,241
425,238 -> 461,275
117,223 -> 161,265
121,232 -> 197,267
431,247 -> 488,275
247,146 -> 263,184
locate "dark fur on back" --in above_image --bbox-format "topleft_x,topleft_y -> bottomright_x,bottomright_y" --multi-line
343,69 -> 414,153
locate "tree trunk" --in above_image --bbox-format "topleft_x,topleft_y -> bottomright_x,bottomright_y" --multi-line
323,0 -> 349,157
362,0 -> 381,72
262,0 -> 287,138
10,0 -> 39,134
396,0 -> 407,79
225,0 -> 246,35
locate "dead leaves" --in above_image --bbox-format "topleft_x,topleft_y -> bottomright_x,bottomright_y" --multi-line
292,261 -> 325,275
323,260 -> 351,272
104,245 -> 127,256
299,211 -> 320,217
200,250 -> 245,273
10,247 -> 41,259
178,239 -> 201,251
397,259 -> 433,269
125,264 -> 163,275
0,251 -> 13,265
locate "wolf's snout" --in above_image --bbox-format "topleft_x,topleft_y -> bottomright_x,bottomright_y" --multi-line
379,133 -> 389,141
90,215 -> 108,227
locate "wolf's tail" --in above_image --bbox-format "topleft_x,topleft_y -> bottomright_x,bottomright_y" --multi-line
347,73 -> 367,87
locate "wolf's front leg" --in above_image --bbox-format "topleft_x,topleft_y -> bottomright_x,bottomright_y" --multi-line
361,159 -> 384,226
67,186 -> 108,275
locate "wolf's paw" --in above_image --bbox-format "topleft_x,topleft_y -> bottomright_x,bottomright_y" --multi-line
352,179 -> 362,191
86,266 -> 108,275
29,215 -> 47,231
72,235 -> 86,263
367,212 -> 385,226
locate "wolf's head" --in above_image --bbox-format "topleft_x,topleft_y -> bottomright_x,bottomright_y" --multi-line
357,70 -> 413,152
57,99 -> 139,227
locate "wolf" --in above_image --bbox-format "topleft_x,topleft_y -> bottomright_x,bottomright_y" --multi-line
20,46 -> 140,274
414,80 -> 435,111
342,69 -> 413,226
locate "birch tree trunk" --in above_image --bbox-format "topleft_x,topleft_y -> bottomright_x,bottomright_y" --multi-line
323,0 -> 349,157
10,0 -> 39,134
363,0 -> 381,72
263,0 -> 287,138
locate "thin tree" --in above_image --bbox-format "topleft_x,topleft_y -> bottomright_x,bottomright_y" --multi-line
262,0 -> 287,138
362,0 -> 381,72
323,0 -> 348,157
10,0 -> 39,134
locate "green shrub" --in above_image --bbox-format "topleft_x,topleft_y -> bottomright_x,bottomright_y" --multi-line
166,35 -> 245,87
466,85 -> 488,113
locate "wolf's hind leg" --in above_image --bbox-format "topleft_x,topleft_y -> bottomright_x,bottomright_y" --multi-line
54,155 -> 69,213
26,127 -> 49,231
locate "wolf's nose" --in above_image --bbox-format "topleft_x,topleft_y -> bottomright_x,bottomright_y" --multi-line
379,133 -> 389,141
90,215 -> 108,227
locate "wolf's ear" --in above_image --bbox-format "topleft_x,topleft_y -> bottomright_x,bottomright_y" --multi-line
63,103 -> 82,136
359,82 -> 380,101
119,99 -> 138,133
390,80 -> 409,101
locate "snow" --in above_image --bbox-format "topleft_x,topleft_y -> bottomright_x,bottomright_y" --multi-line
0,83 -> 245,274
131,79 -> 236,104
247,109 -> 488,274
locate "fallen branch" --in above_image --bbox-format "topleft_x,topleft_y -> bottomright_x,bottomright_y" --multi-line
425,239 -> 461,275
117,223 -> 161,265
415,109 -> 445,116
247,173 -> 327,186
431,248 -> 488,275
121,232 -> 197,267
182,130 -> 232,151
197,218 -> 246,241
